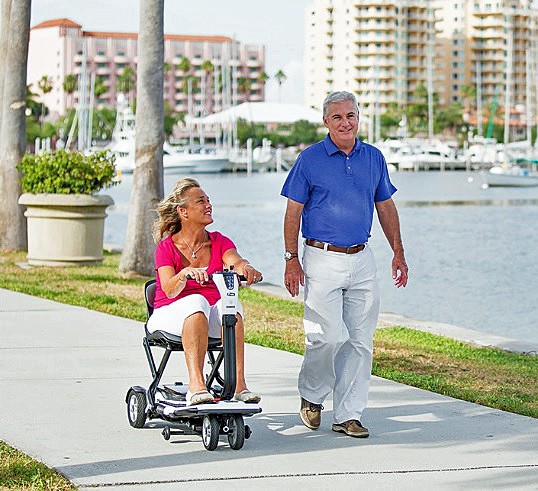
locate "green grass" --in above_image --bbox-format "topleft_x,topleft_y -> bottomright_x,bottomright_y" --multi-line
0,250 -> 537,489
0,441 -> 75,490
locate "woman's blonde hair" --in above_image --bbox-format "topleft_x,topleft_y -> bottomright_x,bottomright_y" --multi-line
152,177 -> 200,243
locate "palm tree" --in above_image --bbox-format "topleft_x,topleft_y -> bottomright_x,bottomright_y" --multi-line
0,0 -> 31,251
37,74 -> 53,124
63,73 -> 77,108
201,59 -> 214,113
274,69 -> 287,102
119,0 -> 164,276
460,84 -> 476,123
0,0 -> 12,138
94,76 -> 108,99
116,65 -> 135,105
177,55 -> 191,75
237,76 -> 251,101
259,70 -> 269,99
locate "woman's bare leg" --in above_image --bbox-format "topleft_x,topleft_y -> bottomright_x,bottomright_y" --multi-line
181,312 -> 209,393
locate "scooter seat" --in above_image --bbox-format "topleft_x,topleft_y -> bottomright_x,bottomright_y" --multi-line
147,330 -> 222,350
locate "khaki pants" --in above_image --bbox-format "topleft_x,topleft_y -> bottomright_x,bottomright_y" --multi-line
299,243 -> 380,424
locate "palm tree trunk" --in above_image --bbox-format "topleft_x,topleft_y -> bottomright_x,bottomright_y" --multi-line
0,0 -> 31,251
119,0 -> 164,276
0,0 -> 12,137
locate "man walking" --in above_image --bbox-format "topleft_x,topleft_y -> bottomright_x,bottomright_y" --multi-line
281,91 -> 408,438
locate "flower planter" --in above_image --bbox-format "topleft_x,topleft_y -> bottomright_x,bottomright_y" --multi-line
18,193 -> 114,266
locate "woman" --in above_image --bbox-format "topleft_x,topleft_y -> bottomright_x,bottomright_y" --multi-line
147,178 -> 262,406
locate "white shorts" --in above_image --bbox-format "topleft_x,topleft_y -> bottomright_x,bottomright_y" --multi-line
146,294 -> 243,339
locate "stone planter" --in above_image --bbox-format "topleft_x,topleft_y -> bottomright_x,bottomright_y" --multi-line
18,193 -> 114,266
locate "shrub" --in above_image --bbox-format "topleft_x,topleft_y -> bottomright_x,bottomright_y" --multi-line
17,149 -> 118,195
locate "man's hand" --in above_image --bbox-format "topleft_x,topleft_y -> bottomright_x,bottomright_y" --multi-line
284,258 -> 304,297
392,253 -> 408,288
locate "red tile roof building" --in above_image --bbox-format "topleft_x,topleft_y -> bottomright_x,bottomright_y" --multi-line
28,18 -> 266,118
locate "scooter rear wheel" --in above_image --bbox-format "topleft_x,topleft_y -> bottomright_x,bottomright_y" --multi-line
127,389 -> 147,428
202,415 -> 220,451
227,414 -> 245,450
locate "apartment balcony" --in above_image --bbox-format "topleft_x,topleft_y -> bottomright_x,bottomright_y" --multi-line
94,54 -> 109,63
407,35 -> 427,45
356,45 -> 394,55
473,41 -> 504,50
73,53 -> 84,63
478,63 -> 500,73
113,55 -> 129,64
354,57 -> 390,69
355,21 -> 395,31
473,17 -> 504,28
96,67 -> 111,76
472,29 -> 504,39
471,52 -> 505,62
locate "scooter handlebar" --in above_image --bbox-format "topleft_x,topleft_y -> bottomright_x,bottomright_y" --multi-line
185,273 -> 255,282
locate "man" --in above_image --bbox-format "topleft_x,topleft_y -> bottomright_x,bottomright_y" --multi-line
281,91 -> 408,438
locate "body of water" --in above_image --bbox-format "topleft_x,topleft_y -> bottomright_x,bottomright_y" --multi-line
104,171 -> 538,345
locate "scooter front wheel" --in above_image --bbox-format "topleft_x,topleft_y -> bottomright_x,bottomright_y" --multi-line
201,414 -> 220,451
227,414 -> 245,450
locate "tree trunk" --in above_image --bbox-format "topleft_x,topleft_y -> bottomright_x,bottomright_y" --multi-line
0,0 -> 31,251
0,0 -> 12,137
119,0 -> 164,276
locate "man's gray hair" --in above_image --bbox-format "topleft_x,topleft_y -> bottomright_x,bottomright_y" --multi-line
322,91 -> 359,118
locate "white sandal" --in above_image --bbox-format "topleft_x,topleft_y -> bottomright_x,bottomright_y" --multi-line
234,390 -> 261,403
186,390 -> 215,406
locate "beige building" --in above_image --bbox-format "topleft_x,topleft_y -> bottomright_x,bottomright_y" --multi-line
305,0 -> 537,139
304,0 -> 438,115
434,0 -> 537,136
27,18 -> 266,118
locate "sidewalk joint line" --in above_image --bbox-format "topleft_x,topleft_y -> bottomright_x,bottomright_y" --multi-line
77,463 -> 538,488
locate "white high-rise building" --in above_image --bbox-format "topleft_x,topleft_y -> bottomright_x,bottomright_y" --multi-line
304,0 -> 437,115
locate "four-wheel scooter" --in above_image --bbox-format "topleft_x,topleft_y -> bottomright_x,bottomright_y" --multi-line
126,268 -> 261,451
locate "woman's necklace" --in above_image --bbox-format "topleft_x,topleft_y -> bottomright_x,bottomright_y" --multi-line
179,233 -> 205,259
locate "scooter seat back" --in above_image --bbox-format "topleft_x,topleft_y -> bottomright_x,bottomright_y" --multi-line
144,280 -> 157,319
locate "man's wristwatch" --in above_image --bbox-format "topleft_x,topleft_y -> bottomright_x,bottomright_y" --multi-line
284,251 -> 299,261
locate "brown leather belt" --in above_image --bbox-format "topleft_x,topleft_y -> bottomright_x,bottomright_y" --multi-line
305,239 -> 365,254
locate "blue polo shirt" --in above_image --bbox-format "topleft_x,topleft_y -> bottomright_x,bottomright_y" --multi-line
281,135 -> 396,247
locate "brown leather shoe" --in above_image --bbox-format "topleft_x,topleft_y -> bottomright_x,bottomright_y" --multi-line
332,419 -> 369,438
300,397 -> 323,429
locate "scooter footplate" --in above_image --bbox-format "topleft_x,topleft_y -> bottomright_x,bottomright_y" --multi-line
158,400 -> 262,418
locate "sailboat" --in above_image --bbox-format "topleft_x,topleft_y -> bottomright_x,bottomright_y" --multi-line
481,26 -> 538,187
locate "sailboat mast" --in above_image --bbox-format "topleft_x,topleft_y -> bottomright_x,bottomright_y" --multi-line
426,5 -> 434,141
476,59 -> 483,137
526,49 -> 533,148
503,13 -> 513,145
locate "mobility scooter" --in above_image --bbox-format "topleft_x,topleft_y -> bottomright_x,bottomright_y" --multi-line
126,268 -> 261,451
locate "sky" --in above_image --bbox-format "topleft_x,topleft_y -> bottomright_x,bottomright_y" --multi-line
30,0 -> 314,104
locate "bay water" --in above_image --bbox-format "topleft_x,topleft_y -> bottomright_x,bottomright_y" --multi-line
104,171 -> 538,345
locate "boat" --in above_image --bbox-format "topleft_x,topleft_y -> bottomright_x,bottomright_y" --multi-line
107,95 -> 227,174
481,160 -> 538,187
162,142 -> 229,174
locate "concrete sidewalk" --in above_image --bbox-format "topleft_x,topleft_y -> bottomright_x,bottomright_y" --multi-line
0,287 -> 537,490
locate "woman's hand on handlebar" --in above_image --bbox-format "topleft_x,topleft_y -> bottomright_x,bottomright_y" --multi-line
242,263 -> 263,286
181,267 -> 209,285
